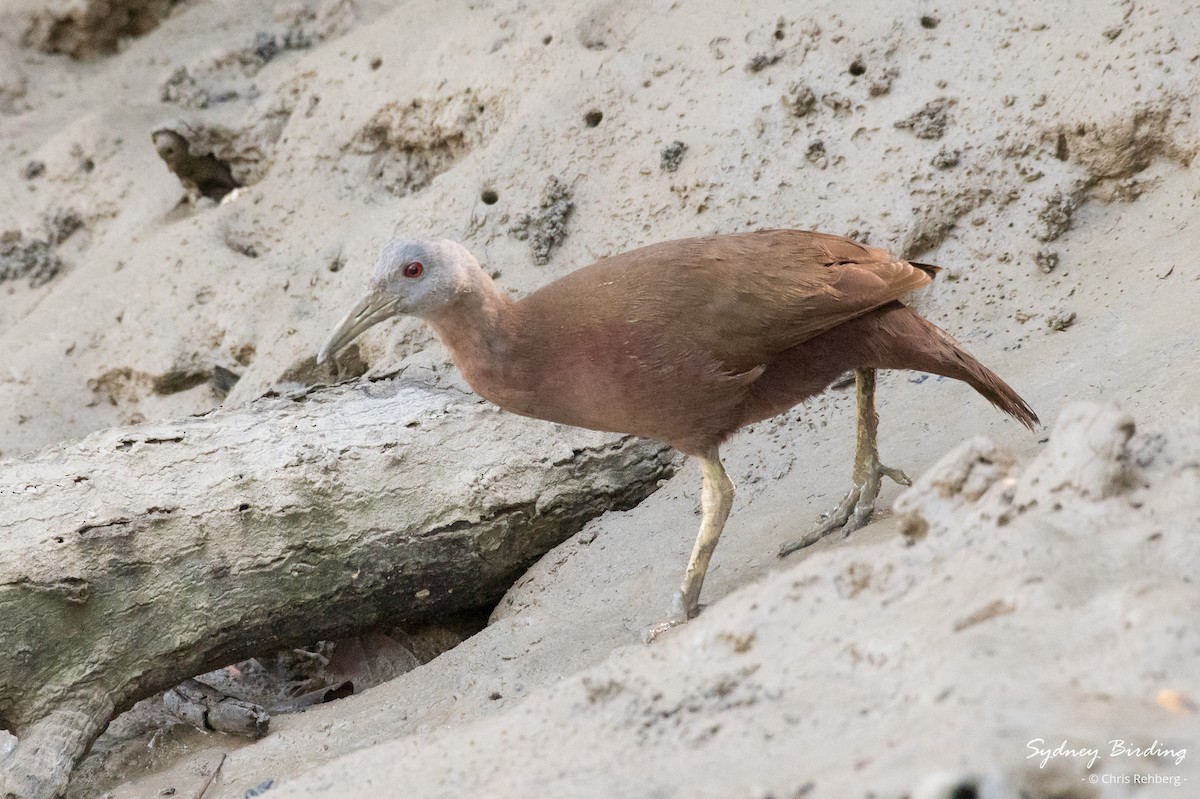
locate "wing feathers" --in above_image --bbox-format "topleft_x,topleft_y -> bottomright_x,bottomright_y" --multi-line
519,229 -> 939,377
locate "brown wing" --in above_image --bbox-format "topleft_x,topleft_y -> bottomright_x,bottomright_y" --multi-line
519,229 -> 937,375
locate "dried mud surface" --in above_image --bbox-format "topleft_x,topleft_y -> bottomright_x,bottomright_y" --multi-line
0,0 -> 1197,797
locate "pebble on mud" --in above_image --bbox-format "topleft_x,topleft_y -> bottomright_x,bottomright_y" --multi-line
1034,249 -> 1059,273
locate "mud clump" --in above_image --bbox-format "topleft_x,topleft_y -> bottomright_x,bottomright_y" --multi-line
931,148 -> 961,169
1064,102 -> 1194,182
781,83 -> 817,118
895,98 -> 953,140
746,53 -> 783,73
1046,311 -> 1077,332
1035,190 -> 1078,243
44,208 -> 84,245
21,0 -> 178,60
345,90 -> 503,197
509,176 -> 575,265
1034,249 -> 1059,273
160,65 -> 234,109
1023,102 -> 1195,244
867,66 -> 898,97
660,140 -> 688,172
252,27 -> 315,63
160,4 -> 355,109
821,92 -> 853,115
0,234 -> 65,288
903,187 -> 991,258
575,9 -> 613,50
88,367 -> 147,409
0,210 -> 83,287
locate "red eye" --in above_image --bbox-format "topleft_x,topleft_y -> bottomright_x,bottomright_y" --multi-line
403,261 -> 424,278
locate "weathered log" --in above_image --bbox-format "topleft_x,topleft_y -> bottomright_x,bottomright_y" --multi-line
0,378 -> 676,799
163,678 -> 271,739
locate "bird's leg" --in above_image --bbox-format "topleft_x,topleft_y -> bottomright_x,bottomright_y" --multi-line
643,448 -> 735,642
779,368 -> 911,557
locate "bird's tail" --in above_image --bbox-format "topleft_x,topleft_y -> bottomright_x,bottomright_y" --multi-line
875,305 -> 1039,430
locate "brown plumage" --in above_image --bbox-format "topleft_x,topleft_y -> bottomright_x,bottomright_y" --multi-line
317,229 -> 1037,638
427,231 -> 1035,455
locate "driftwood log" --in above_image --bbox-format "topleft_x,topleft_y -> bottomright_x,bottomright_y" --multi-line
0,378 -> 676,799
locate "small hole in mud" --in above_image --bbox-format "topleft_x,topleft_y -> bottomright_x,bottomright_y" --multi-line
543,34 -> 553,45
920,15 -> 939,29
238,503 -> 250,512
584,109 -> 603,127
848,60 -> 866,76
369,56 -> 382,70
949,782 -> 979,799
481,188 -> 499,205
54,536 -> 64,544
80,158 -> 95,173
774,29 -> 784,40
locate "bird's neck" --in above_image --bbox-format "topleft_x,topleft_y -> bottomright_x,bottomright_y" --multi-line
424,279 -> 524,391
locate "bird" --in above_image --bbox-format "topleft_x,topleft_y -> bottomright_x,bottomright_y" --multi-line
316,230 -> 1038,639
151,129 -> 242,202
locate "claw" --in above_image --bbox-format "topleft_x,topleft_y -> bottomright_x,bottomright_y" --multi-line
880,465 -> 912,486
779,456 -> 908,557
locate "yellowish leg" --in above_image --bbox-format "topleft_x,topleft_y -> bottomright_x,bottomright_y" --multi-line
643,448 -> 735,642
778,368 -> 910,557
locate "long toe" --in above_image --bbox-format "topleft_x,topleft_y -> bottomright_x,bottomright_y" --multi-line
778,486 -> 860,557
778,457 -> 909,557
880,464 -> 912,486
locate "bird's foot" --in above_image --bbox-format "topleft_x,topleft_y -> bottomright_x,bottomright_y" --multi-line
778,458 -> 911,557
641,591 -> 701,643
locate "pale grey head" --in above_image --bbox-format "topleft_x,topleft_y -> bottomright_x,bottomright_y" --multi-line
316,237 -> 484,364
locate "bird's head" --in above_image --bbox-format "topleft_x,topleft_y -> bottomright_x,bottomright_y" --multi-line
317,237 -> 483,364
